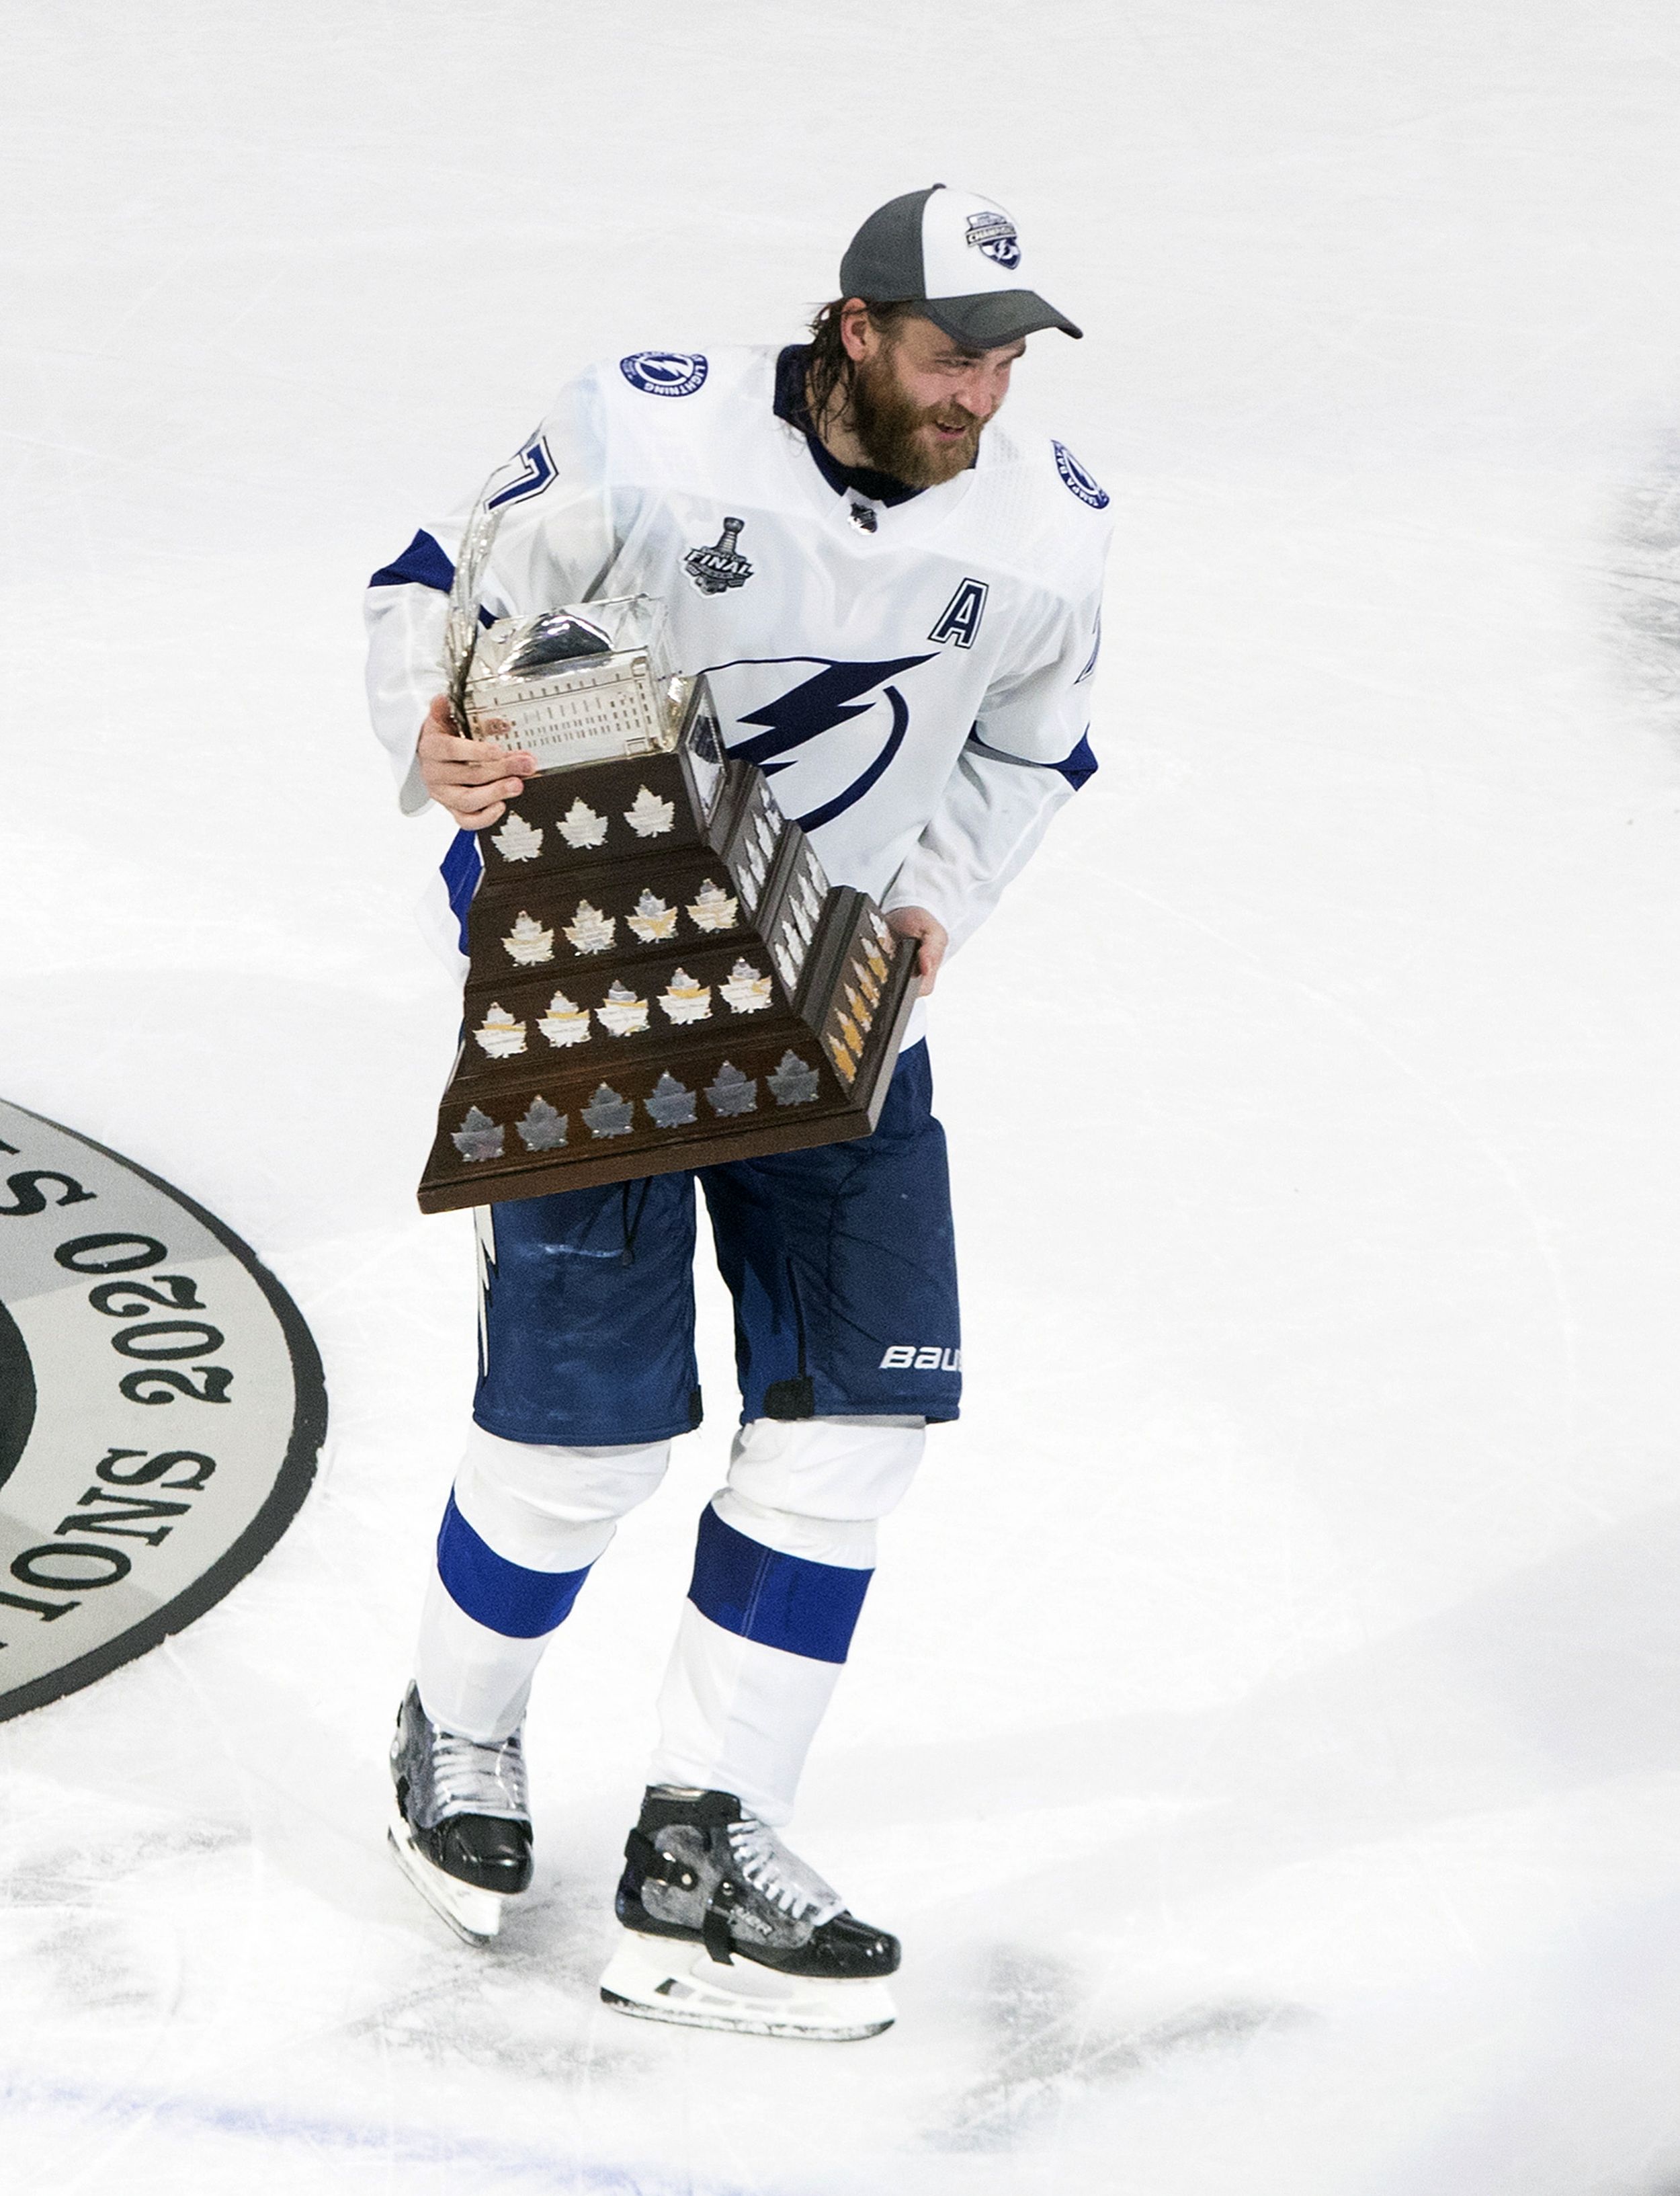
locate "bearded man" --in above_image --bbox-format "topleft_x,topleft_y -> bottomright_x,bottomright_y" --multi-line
364,183 -> 1111,2039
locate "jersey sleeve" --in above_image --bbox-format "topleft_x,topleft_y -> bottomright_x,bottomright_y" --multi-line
362,367 -> 618,814
882,582 -> 1103,954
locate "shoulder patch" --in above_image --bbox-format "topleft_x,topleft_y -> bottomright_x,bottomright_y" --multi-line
620,351 -> 709,399
1052,441 -> 1109,510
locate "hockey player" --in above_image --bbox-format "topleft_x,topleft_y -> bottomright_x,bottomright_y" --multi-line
366,184 -> 1111,2039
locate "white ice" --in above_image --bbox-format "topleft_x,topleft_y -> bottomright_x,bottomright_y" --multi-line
5,4 -> 1680,2191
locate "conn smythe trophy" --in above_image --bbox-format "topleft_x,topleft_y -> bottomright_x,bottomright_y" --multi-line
417,523 -> 917,1213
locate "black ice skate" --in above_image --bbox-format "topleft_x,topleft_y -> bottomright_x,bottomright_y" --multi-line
387,1682 -> 532,1944
599,1785 -> 899,2040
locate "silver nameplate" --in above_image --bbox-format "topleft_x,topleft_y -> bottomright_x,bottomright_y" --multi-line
464,596 -> 679,773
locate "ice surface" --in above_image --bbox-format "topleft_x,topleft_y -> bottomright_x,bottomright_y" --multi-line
5,3 -> 1680,2190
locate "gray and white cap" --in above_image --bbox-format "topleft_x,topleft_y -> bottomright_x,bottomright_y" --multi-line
839,184 -> 1082,350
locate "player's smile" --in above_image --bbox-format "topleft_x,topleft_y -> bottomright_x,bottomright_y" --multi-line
823,310 -> 1026,487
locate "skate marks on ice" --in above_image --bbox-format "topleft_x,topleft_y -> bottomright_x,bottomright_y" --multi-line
0,1793 -> 224,2045
929,1943 -> 1310,2153
0,1099 -> 326,1720
360,1878 -> 647,2092
0,1783 -> 259,2189
1607,445 -> 1680,732
791,1502 -> 1680,2170
0,2064 -> 749,2196
0,1795 -> 671,2193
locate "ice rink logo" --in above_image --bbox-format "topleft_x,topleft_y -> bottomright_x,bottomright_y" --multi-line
964,210 -> 1021,270
1053,442 -> 1109,510
0,1100 -> 325,1723
620,351 -> 709,398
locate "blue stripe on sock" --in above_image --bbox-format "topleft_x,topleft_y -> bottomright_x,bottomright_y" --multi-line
687,1504 -> 872,1665
436,1492 -> 591,1639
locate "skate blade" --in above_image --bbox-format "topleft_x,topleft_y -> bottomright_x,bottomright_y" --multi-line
599,1929 -> 896,2041
387,1815 -> 510,1945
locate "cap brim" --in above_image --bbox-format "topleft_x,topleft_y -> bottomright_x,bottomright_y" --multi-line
919,290 -> 1083,348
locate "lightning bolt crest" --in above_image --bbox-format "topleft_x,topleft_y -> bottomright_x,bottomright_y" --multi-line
731,656 -> 932,774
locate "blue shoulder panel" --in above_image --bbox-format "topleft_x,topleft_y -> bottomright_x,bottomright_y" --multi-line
368,528 -> 456,592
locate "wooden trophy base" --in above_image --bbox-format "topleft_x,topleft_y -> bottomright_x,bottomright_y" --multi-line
417,901 -> 920,1213
415,667 -> 922,1215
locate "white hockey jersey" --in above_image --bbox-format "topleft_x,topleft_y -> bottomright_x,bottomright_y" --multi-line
365,343 -> 1111,995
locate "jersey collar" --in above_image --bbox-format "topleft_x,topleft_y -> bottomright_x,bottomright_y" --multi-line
772,345 -> 926,510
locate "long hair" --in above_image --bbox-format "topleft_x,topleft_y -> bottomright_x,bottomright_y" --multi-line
803,296 -> 917,425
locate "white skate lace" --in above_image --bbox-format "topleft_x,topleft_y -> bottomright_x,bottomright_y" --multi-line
431,1725 -> 530,1819
725,1815 -> 845,1926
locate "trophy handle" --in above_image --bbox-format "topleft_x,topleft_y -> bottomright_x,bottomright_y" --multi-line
444,485 -> 507,733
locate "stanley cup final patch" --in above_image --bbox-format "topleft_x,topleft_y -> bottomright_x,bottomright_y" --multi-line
684,516 -> 754,596
0,1099 -> 326,1722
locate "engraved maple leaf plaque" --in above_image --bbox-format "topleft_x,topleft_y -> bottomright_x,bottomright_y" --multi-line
418,609 -> 918,1211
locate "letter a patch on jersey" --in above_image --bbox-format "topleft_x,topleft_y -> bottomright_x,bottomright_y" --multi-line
929,577 -> 989,650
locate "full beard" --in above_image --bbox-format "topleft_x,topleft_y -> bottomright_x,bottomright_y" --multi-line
846,350 -> 985,487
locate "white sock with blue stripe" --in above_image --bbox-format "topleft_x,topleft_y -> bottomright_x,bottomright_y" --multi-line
648,1415 -> 924,1826
414,1425 -> 671,1741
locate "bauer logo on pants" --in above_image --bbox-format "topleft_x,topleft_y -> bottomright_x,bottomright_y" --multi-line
878,1344 -> 962,1371
0,1099 -> 326,1722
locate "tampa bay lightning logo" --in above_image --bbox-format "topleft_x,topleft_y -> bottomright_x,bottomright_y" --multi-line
964,209 -> 1021,271
1052,441 -> 1109,510
619,350 -> 708,398
704,656 -> 933,833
